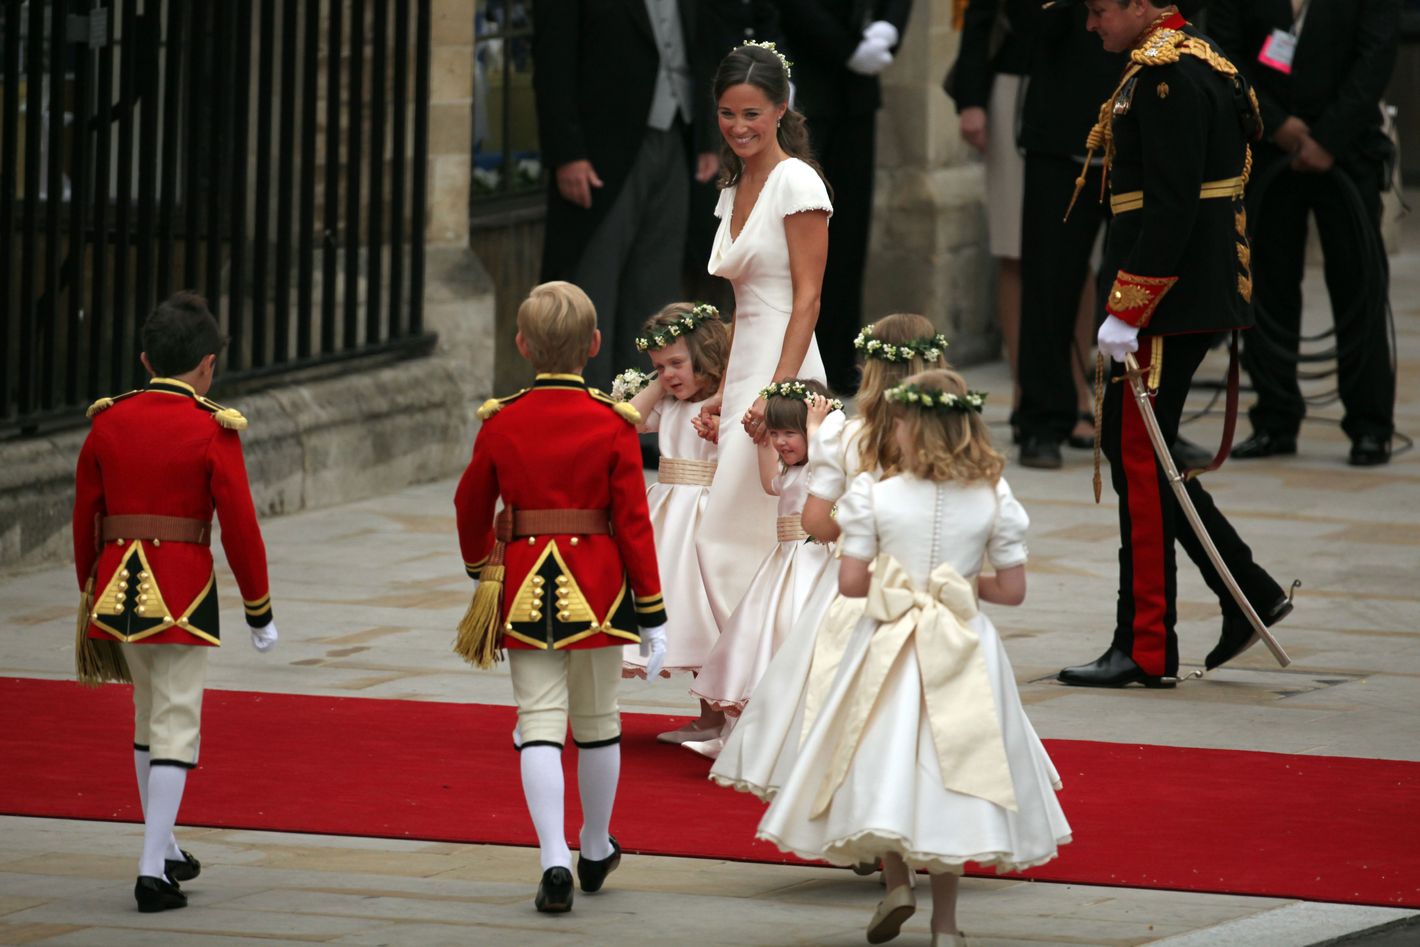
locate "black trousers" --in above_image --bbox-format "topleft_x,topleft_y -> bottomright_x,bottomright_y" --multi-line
1017,152 -> 1109,441
1103,332 -> 1284,677
1245,148 -> 1394,442
807,111 -> 876,394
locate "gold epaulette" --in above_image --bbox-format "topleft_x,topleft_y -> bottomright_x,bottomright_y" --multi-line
477,388 -> 530,421
1132,29 -> 1239,80
86,390 -> 141,419
588,388 -> 640,425
196,395 -> 249,431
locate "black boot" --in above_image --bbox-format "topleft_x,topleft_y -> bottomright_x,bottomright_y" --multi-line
576,836 -> 621,893
535,866 -> 574,913
134,875 -> 187,913
1205,594 -> 1295,670
1058,646 -> 1176,688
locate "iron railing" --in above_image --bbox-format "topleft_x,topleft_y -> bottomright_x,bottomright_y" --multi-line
0,0 -> 433,436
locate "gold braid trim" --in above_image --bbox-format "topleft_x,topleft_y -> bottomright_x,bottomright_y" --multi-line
1065,63 -> 1141,222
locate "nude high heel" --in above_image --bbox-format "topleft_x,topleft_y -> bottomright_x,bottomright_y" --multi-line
865,882 -> 915,944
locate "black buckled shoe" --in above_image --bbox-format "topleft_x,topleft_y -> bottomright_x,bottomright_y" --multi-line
1058,646 -> 1177,688
1232,431 -> 1297,459
1019,436 -> 1063,470
534,866 -> 574,913
1205,592 -> 1295,670
576,835 -> 621,893
165,849 -> 201,883
135,875 -> 187,913
1348,435 -> 1391,467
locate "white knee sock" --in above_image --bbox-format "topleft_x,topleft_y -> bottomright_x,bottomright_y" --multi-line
133,749 -> 183,861
138,766 -> 187,879
520,746 -> 571,871
576,744 -> 620,861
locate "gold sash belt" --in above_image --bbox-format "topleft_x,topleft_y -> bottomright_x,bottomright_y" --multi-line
809,555 -> 1018,817
1110,175 -> 1245,215
658,457 -> 716,486
776,515 -> 808,543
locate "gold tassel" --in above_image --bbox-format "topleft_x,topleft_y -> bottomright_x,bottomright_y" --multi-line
453,536 -> 507,669
74,580 -> 132,687
1092,354 -> 1106,504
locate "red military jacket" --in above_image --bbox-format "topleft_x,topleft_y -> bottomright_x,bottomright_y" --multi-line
454,373 -> 667,650
72,378 -> 273,646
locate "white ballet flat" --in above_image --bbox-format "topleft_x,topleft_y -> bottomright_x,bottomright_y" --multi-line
930,933 -> 967,947
681,737 -> 724,760
866,883 -> 915,944
656,723 -> 724,745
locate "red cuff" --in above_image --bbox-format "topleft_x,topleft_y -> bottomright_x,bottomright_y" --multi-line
1106,271 -> 1179,328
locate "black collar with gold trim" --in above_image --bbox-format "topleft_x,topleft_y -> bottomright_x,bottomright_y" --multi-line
147,377 -> 199,398
533,373 -> 587,392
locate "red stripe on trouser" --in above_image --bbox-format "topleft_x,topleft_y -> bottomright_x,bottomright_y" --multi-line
1121,369 -> 1168,676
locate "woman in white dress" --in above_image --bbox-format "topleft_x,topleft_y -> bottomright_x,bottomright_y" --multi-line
694,42 -> 834,630
710,314 -> 951,798
758,370 -> 1071,947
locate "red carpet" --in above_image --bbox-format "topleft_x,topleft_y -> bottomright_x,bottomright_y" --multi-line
3,676 -> 1417,908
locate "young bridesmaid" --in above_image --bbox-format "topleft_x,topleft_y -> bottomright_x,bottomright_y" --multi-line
711,314 -> 950,799
757,370 -> 1072,946
687,379 -> 839,756
618,304 -> 733,745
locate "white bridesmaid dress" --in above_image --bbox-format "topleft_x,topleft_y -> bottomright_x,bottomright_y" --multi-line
696,158 -> 831,628
756,473 -> 1072,875
624,396 -> 720,677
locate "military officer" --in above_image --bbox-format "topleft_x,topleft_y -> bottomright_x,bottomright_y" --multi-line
453,280 -> 667,913
72,292 -> 277,911
1046,1 -> 1293,687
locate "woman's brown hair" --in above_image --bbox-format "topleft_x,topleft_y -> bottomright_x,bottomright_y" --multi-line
712,45 -> 830,197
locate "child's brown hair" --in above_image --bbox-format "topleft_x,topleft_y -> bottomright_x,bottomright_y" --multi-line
890,369 -> 1004,485
516,281 -> 597,373
639,302 -> 731,398
855,314 -> 952,477
762,378 -> 833,437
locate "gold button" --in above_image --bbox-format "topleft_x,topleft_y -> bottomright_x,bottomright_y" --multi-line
529,610 -> 542,621
1113,290 -> 1123,299
177,617 -> 188,626
120,569 -> 130,579
90,611 -> 99,619
152,539 -> 160,547
138,594 -> 148,603
569,537 -> 579,547
555,575 -> 569,586
532,576 -> 545,586
527,537 -> 536,546
140,583 -> 149,591
115,538 -> 124,545
504,622 -> 514,631
163,615 -> 174,622
558,611 -> 571,621
139,572 -> 149,580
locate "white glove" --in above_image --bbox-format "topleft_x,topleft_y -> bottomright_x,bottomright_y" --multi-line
863,20 -> 900,47
1096,315 -> 1141,363
250,620 -> 279,653
846,36 -> 893,76
638,626 -> 667,679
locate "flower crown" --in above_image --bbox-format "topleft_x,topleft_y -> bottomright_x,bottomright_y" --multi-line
883,383 -> 986,413
635,303 -> 720,352
758,380 -> 844,412
853,325 -> 949,364
741,39 -> 792,79
609,367 -> 653,403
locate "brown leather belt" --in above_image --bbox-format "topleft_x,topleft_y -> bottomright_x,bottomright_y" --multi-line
495,508 -> 611,542
100,514 -> 212,547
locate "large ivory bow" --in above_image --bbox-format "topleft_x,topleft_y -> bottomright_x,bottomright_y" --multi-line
811,554 -> 1018,817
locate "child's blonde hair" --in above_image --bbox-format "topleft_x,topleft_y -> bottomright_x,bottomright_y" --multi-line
516,281 -> 597,373
890,369 -> 1004,485
640,302 -> 731,398
855,314 -> 952,477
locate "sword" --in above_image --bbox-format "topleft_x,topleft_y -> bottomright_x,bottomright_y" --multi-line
1121,352 -> 1291,668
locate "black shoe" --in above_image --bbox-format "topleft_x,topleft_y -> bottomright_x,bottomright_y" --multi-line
1058,646 -> 1177,688
1067,412 -> 1095,450
534,866 -> 574,913
1348,435 -> 1391,467
576,836 -> 621,893
1019,436 -> 1063,470
1232,431 -> 1297,459
1205,594 -> 1295,670
134,875 -> 187,913
165,849 -> 201,883
1170,435 -> 1213,470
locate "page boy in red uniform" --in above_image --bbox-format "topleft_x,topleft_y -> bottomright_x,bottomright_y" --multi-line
72,292 -> 277,913
454,280 -> 667,913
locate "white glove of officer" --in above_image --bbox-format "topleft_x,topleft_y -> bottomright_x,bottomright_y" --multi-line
846,21 -> 898,76
638,626 -> 668,680
1096,315 -> 1141,363
250,620 -> 279,653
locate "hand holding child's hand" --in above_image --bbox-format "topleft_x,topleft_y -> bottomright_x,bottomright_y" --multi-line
692,412 -> 720,443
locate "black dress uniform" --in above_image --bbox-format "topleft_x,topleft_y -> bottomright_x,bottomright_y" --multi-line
1058,10 -> 1289,687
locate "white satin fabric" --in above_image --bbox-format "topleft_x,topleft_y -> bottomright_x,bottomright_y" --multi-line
755,473 -> 1072,875
624,397 -> 720,677
691,465 -> 833,713
696,158 -> 832,627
